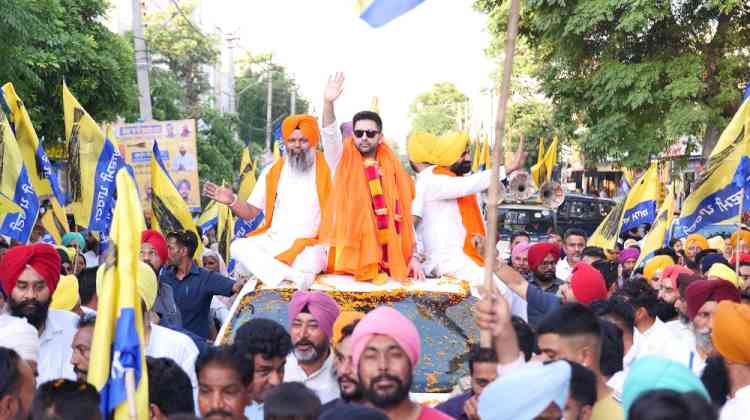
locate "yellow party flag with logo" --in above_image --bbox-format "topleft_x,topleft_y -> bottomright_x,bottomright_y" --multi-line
237,147 -> 257,202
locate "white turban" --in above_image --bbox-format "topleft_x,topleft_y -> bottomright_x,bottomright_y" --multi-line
0,314 -> 40,362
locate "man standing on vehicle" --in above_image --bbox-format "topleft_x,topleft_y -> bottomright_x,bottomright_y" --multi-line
408,129 -> 527,319
556,228 -> 588,282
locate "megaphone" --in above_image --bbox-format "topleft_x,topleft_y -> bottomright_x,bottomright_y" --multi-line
508,171 -> 534,201
540,181 -> 565,209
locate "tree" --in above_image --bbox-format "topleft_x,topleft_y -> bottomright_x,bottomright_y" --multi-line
144,0 -> 220,118
409,82 -> 469,135
0,0 -> 137,144
235,53 -> 309,150
475,0 -> 750,165
196,108 -> 244,206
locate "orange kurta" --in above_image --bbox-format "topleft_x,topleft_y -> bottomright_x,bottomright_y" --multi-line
319,139 -> 415,282
433,166 -> 486,266
247,151 -> 331,265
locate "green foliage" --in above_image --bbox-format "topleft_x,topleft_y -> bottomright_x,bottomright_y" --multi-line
235,54 -> 309,149
409,82 -> 469,135
0,0 -> 137,143
196,108 -> 243,206
476,0 -> 750,165
144,0 -> 220,118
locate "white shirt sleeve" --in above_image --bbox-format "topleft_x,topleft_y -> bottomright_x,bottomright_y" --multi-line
247,165 -> 271,210
422,167 -> 507,202
321,120 -> 343,171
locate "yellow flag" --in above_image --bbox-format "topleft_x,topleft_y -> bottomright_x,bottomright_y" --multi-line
471,137 -> 481,172
150,141 -> 203,258
480,137 -> 491,170
197,200 -> 219,234
216,203 -> 234,264
0,192 -> 22,216
708,97 -> 750,160
531,137 -> 558,188
40,209 -> 63,245
237,147 -> 257,202
544,137 -> 558,182
371,96 -> 380,114
88,168 -> 148,420
63,82 -> 121,230
587,199 -> 626,250
636,184 -> 675,267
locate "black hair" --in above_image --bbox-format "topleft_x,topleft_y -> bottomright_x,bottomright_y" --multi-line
694,249 -> 719,267
510,230 -> 531,244
77,314 -> 96,329
77,267 -> 98,306
339,319 -> 361,343
621,280 -> 660,318
146,357 -> 195,416
563,228 -> 587,242
511,316 -> 537,361
591,260 -> 618,290
32,379 -> 101,420
234,318 -> 292,361
263,382 -> 321,420
536,303 -> 601,340
701,356 -> 730,407
669,238 -> 681,248
582,246 -> 606,260
195,345 -> 252,386
567,360 -> 597,407
597,319 -> 624,377
0,347 -> 22,400
166,230 -> 199,259
57,248 -> 71,266
467,344 -> 498,375
653,247 -> 679,264
352,111 -> 382,132
628,390 -> 717,420
590,298 -> 636,332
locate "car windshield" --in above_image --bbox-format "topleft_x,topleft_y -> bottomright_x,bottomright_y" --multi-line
220,288 -> 479,394
498,207 -> 555,239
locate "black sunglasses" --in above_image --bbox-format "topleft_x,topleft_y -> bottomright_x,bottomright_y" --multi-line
354,129 -> 379,139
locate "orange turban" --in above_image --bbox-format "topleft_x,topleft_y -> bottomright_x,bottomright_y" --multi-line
281,115 -> 320,147
332,311 -> 365,346
730,230 -> 750,248
686,234 -> 709,251
711,301 -> 750,365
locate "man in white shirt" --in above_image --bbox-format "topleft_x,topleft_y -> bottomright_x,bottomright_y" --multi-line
1,243 -> 78,384
284,291 -> 341,404
556,229 -> 587,282
203,114 -> 331,289
407,130 -> 527,318
171,144 -> 197,172
711,301 -> 750,420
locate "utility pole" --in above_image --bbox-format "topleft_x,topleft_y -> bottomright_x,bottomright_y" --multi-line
265,69 -> 273,150
290,89 -> 296,115
132,0 -> 153,121
226,34 -> 238,114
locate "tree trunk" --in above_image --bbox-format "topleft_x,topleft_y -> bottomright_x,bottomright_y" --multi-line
702,124 -> 721,159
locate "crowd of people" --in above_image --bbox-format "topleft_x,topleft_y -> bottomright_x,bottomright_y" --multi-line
1,73 -> 750,420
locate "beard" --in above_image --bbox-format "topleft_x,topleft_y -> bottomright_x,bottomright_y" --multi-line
535,270 -> 557,284
363,373 -> 412,409
293,338 -> 328,363
694,329 -> 714,354
655,299 -> 679,322
338,374 -> 364,402
9,297 -> 50,330
288,149 -> 314,174
449,160 -> 472,176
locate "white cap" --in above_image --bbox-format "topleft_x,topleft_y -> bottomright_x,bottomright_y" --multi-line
0,314 -> 40,362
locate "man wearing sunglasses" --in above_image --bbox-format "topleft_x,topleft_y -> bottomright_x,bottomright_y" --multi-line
319,73 -> 423,283
203,114 -> 332,290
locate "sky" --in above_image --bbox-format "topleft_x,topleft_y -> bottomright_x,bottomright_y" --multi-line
198,0 -> 498,148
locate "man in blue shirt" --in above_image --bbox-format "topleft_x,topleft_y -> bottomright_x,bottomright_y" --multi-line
160,230 -> 242,339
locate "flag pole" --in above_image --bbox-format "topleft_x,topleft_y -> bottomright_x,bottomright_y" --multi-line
481,0 -> 522,349
125,368 -> 137,420
736,187 -> 744,274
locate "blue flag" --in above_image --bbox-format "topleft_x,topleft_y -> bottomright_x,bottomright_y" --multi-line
234,211 -> 264,238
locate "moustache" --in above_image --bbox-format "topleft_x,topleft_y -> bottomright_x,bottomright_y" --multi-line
371,373 -> 403,388
338,374 -> 357,385
295,339 -> 314,348
204,410 -> 233,419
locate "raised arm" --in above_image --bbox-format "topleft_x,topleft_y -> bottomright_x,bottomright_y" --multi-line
202,181 -> 260,221
474,286 -> 522,364
321,73 -> 345,169
493,261 -> 530,300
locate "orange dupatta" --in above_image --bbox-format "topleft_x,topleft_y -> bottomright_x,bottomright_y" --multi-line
432,166 -> 485,266
318,139 -> 415,281
247,151 -> 331,265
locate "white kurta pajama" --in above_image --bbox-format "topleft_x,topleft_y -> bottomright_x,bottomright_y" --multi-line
416,166 -> 528,320
231,159 -> 328,287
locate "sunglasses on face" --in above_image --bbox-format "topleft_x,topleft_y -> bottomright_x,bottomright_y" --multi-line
354,129 -> 379,139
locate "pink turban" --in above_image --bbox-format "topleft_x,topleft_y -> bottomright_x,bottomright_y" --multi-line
351,306 -> 421,371
511,242 -> 531,259
660,265 -> 693,290
618,248 -> 640,265
287,291 -> 341,340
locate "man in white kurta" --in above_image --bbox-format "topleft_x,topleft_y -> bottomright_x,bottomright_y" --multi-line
204,115 -> 333,289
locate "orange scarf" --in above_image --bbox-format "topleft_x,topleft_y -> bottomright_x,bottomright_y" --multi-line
319,139 -> 415,281
247,151 -> 331,265
433,167 -> 485,266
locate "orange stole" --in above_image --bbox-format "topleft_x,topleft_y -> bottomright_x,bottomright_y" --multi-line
247,151 -> 331,265
432,167 -> 485,266
319,139 -> 415,281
